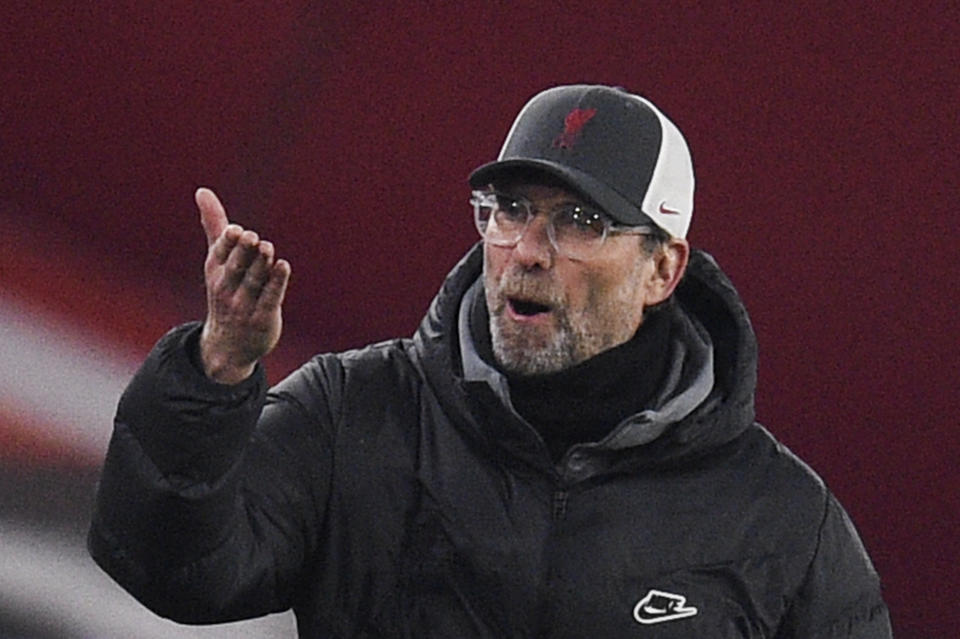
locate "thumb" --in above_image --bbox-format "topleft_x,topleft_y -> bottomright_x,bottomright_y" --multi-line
196,187 -> 229,246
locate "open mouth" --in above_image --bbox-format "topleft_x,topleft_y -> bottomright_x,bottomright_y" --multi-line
508,297 -> 552,317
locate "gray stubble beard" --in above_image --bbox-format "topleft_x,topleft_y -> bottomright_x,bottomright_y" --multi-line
485,257 -> 649,377
488,305 -> 579,376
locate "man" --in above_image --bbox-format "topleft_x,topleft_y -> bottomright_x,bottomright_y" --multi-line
89,85 -> 892,637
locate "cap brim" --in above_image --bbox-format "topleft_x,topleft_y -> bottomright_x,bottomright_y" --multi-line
469,158 -> 651,226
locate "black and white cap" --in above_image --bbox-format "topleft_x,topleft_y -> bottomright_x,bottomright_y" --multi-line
469,84 -> 694,239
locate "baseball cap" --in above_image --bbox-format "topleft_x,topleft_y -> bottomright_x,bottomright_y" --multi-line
469,84 -> 694,239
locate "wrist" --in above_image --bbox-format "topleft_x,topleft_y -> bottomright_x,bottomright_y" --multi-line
204,358 -> 256,385
199,327 -> 256,384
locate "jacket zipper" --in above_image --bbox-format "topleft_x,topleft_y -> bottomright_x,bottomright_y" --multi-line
552,490 -> 569,521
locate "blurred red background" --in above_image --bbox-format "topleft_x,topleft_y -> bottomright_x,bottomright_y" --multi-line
1,2 -> 956,637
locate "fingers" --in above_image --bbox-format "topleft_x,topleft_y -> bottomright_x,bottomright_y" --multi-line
241,240 -> 275,292
256,259 -> 291,312
217,232 -> 288,302
210,224 -> 244,264
196,187 -> 229,247
222,230 -> 264,290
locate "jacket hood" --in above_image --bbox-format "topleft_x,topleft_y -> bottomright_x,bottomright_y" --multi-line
412,243 -> 758,471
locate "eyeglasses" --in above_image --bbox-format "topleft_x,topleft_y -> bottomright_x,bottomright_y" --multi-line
470,190 -> 653,261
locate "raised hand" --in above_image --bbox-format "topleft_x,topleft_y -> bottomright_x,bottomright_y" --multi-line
195,188 -> 291,383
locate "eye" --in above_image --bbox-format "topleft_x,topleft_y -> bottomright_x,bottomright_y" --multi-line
554,204 -> 607,238
495,194 -> 529,223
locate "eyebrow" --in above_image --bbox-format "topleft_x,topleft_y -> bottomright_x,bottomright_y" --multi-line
493,186 -> 588,207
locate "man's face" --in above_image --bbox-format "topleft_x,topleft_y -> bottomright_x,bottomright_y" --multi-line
482,182 -> 658,376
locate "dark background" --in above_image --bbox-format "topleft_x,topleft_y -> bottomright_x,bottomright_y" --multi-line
1,2 -> 957,637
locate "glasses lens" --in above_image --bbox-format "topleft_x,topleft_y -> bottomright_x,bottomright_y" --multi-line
472,191 -> 529,246
471,192 -> 493,233
551,204 -> 608,259
471,191 -> 621,260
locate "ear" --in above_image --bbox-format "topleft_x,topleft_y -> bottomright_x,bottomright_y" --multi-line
643,238 -> 690,306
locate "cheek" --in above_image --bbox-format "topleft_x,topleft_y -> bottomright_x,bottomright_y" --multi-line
569,268 -> 613,317
482,245 -> 505,286
580,262 -> 649,320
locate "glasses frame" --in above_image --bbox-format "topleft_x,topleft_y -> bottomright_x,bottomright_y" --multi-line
470,189 -> 654,261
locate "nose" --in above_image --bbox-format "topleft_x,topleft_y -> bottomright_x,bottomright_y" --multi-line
512,213 -> 554,269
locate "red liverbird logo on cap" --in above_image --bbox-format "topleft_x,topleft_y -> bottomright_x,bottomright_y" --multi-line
552,107 -> 597,149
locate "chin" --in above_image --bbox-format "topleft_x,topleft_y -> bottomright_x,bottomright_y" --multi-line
490,321 -> 577,376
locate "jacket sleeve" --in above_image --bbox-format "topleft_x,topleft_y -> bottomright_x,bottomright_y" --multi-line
88,322 -> 336,623
776,492 -> 893,638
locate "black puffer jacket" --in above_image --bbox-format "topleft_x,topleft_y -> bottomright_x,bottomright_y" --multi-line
89,245 -> 892,637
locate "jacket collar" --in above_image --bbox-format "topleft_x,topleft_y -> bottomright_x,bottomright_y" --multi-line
413,243 -> 758,470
